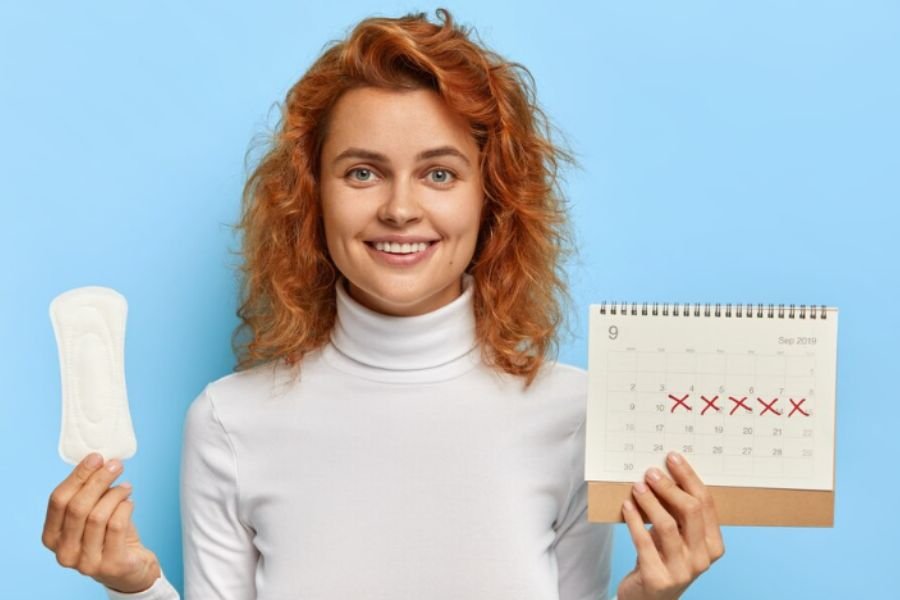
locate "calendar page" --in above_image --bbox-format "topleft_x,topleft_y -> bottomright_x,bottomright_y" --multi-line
586,305 -> 838,491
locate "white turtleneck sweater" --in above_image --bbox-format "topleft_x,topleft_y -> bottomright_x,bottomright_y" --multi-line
106,273 -> 614,599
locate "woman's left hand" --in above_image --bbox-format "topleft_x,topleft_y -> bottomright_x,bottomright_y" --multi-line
616,452 -> 725,600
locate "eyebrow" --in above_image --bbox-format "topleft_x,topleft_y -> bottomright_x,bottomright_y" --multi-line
332,145 -> 471,167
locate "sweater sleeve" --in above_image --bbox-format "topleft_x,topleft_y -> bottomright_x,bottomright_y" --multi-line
105,570 -> 179,599
553,415 -> 615,600
179,385 -> 258,599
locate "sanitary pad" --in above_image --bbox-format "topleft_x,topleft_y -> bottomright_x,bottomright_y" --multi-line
49,286 -> 137,465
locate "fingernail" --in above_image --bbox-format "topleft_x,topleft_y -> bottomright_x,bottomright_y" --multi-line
668,451 -> 682,465
121,481 -> 133,491
106,459 -> 122,473
634,481 -> 648,494
646,468 -> 663,482
85,453 -> 102,468
623,499 -> 635,512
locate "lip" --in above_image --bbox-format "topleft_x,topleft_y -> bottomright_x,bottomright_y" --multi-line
366,235 -> 440,244
364,240 -> 439,267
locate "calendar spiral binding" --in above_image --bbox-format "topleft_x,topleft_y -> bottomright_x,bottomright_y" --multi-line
597,302 -> 829,319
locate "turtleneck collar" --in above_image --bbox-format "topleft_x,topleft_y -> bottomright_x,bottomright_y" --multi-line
322,273 -> 481,383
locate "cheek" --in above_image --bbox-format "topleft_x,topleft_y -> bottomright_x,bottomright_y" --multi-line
320,204 -> 350,261
319,202 -> 337,250
320,190 -> 361,244
439,202 -> 483,244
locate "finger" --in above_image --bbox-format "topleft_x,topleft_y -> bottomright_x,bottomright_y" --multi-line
666,452 -> 726,559
621,498 -> 666,574
644,463 -> 706,555
103,497 -> 135,560
43,453 -> 104,551
57,459 -> 124,563
631,480 -> 684,561
649,526 -> 663,551
81,484 -> 133,570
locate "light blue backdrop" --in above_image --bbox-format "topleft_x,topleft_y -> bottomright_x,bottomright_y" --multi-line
3,1 -> 897,597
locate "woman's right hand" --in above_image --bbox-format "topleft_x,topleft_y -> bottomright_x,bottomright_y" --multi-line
42,452 -> 162,594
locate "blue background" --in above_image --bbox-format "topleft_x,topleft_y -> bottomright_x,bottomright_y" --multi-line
3,1 -> 897,597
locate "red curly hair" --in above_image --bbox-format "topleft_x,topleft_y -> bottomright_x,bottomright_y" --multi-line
231,8 -> 579,388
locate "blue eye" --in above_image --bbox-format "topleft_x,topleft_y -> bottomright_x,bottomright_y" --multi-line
348,168 -> 374,182
429,169 -> 455,185
346,167 -> 455,185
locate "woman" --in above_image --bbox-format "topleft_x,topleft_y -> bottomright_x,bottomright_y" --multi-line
42,9 -> 724,599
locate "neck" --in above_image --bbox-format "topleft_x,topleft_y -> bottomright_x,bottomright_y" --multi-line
324,273 -> 481,383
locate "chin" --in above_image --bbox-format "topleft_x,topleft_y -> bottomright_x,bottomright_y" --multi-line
350,277 -> 455,316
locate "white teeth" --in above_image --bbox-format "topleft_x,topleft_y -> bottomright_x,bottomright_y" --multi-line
373,241 -> 431,254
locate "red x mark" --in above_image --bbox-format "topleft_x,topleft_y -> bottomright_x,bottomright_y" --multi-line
788,398 -> 810,417
668,393 -> 692,413
757,397 -> 782,416
700,395 -> 720,415
728,396 -> 752,415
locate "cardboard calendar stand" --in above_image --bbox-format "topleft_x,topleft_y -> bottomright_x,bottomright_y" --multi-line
587,481 -> 834,527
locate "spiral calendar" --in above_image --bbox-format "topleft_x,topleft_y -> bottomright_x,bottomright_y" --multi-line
585,302 -> 838,526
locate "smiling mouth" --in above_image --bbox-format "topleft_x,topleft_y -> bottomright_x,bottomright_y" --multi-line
365,241 -> 438,255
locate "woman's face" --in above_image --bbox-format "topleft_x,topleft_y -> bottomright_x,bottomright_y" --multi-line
319,86 -> 483,316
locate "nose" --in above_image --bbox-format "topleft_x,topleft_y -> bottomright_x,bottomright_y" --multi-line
377,179 -> 423,226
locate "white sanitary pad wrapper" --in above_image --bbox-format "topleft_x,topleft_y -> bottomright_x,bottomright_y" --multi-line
49,286 -> 137,465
